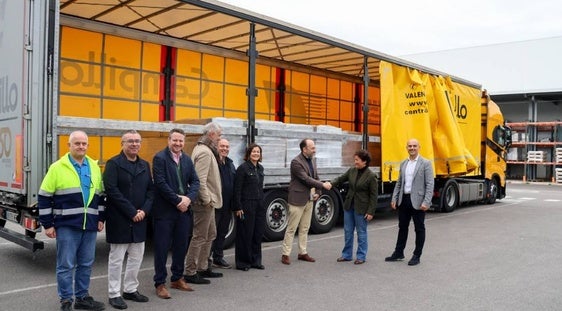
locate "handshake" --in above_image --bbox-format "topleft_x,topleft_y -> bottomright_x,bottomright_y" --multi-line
322,181 -> 332,190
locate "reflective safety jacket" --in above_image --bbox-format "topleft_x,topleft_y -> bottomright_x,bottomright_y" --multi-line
38,153 -> 104,231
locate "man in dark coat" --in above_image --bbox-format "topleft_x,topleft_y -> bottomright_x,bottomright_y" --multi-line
152,128 -> 200,299
211,138 -> 236,269
103,130 -> 154,309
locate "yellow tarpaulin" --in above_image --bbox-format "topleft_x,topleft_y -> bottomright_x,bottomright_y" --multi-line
380,61 -> 481,182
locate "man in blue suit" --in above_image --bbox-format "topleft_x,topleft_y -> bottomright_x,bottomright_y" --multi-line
385,138 -> 434,266
152,128 -> 200,298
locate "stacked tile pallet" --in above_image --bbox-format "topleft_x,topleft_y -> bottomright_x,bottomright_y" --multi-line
554,148 -> 562,184
526,150 -> 547,162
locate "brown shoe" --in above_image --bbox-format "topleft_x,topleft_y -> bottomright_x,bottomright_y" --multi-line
281,255 -> 290,265
298,253 -> 316,262
156,284 -> 171,299
170,278 -> 194,292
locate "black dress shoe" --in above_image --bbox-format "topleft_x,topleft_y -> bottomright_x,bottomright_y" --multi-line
237,266 -> 250,271
75,296 -> 105,311
122,291 -> 149,303
184,273 -> 211,284
212,258 -> 232,269
408,255 -> 420,266
199,269 -> 223,278
385,253 -> 405,262
109,296 -> 128,309
251,264 -> 265,270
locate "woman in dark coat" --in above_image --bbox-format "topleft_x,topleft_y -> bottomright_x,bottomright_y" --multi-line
233,143 -> 265,271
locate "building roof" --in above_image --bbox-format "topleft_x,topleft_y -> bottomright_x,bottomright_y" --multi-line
402,36 -> 562,97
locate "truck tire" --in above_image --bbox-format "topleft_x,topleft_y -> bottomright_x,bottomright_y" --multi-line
222,212 -> 236,249
440,180 -> 459,213
310,189 -> 339,234
487,178 -> 498,204
263,189 -> 289,241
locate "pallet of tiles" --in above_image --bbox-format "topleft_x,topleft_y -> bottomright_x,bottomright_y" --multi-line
556,148 -> 562,163
527,150 -> 547,162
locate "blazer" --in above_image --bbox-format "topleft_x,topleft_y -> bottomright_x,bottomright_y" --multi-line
331,167 -> 377,216
288,153 -> 324,206
152,147 -> 200,220
192,142 -> 222,209
103,151 -> 154,244
392,155 -> 434,210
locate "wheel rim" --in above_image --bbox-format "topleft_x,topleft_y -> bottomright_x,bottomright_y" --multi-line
266,197 -> 288,233
489,180 -> 498,202
445,185 -> 457,207
314,194 -> 335,225
490,181 -> 498,197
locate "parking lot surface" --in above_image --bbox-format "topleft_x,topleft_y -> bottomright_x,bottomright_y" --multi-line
1,182 -> 561,311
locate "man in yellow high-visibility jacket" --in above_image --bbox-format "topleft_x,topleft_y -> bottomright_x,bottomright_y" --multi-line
38,130 -> 105,311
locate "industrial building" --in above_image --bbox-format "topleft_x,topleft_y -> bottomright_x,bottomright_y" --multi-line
404,37 -> 562,182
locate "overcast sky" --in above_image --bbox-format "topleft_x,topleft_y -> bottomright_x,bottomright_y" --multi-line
219,0 -> 562,56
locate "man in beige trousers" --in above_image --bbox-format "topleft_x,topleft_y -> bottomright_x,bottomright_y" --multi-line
281,138 -> 331,265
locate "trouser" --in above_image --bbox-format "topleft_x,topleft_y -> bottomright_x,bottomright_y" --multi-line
235,200 -> 265,268
185,205 -> 216,275
153,213 -> 192,286
211,206 -> 231,261
395,194 -> 426,257
108,242 -> 145,298
281,201 -> 313,256
55,227 -> 97,301
342,205 -> 368,261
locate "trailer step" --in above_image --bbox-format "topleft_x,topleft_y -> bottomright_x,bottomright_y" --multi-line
0,227 -> 44,252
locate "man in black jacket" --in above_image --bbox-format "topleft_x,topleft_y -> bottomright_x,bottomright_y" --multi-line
103,130 -> 154,309
211,138 -> 236,269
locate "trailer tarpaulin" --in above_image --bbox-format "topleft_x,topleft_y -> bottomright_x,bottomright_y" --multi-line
380,61 -> 480,182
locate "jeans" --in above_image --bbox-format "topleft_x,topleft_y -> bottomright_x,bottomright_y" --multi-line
55,227 -> 97,301
341,206 -> 368,261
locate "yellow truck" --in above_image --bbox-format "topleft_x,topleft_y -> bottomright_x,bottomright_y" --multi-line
0,0 -> 510,251
380,62 -> 510,212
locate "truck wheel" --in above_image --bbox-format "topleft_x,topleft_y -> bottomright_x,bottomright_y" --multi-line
487,178 -> 498,204
310,189 -> 339,234
263,189 -> 289,241
440,180 -> 459,213
222,213 -> 236,249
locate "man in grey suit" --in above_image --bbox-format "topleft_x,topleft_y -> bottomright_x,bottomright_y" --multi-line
281,138 -> 332,265
385,138 -> 434,266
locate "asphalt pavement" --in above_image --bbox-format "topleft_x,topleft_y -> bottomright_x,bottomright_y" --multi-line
1,182 -> 561,311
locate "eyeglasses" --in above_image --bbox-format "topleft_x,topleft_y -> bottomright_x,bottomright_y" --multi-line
124,139 -> 142,144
